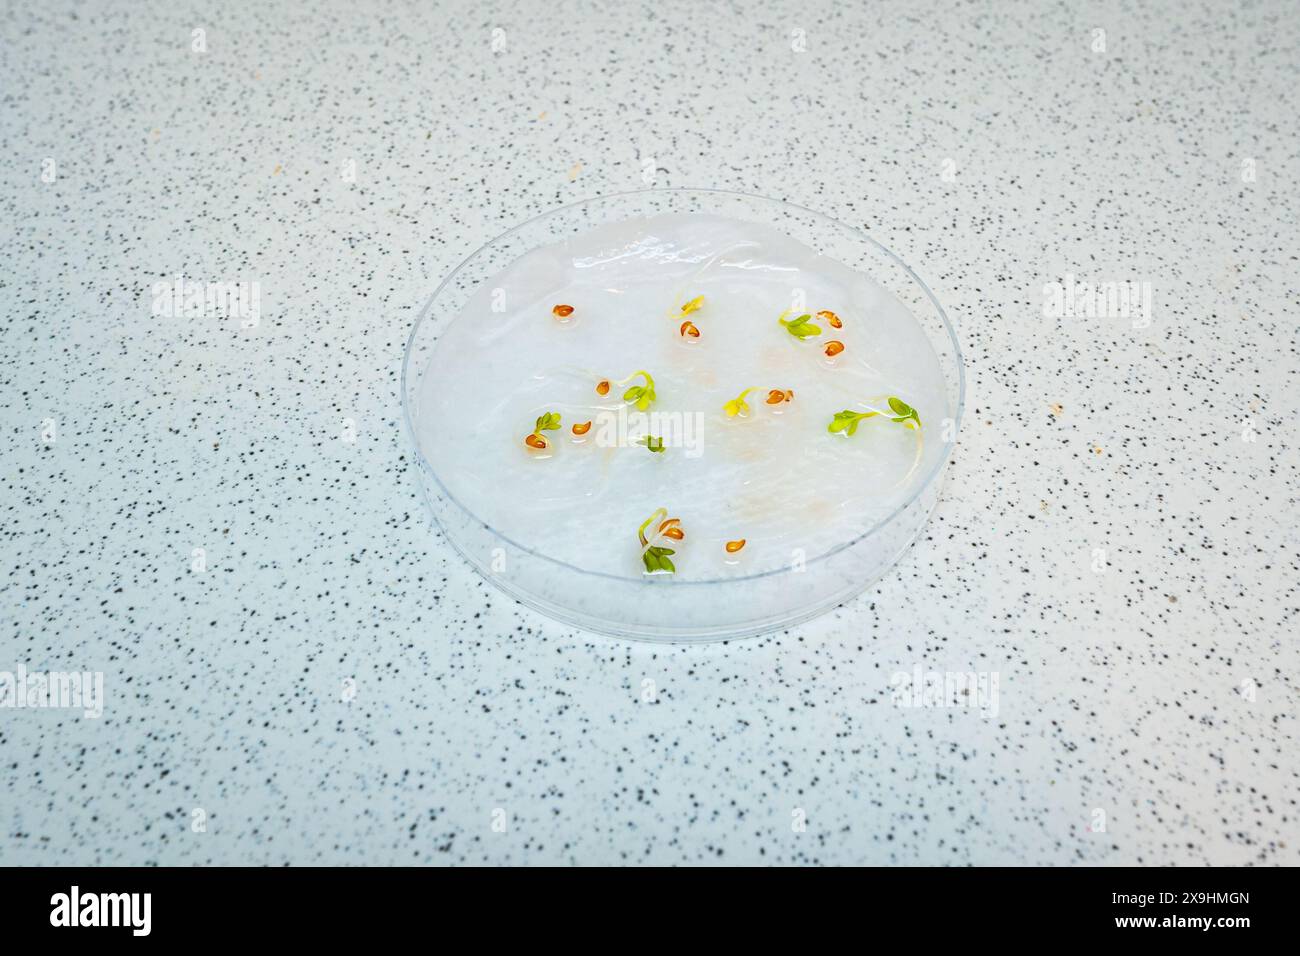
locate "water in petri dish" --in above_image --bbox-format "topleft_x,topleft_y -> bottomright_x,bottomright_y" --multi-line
418,213 -> 947,581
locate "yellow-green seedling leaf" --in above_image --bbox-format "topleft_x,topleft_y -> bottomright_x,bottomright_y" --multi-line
886,396 -> 921,428
619,370 -> 657,411
638,435 -> 667,453
723,387 -> 755,418
779,313 -> 822,339
828,409 -> 878,437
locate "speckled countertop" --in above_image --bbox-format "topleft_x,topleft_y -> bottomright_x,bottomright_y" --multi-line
2,0 -> 1296,865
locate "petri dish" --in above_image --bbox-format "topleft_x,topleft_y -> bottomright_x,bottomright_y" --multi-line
402,188 -> 964,642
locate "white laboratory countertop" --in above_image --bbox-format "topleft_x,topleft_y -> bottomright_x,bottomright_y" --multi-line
1,0 -> 1296,864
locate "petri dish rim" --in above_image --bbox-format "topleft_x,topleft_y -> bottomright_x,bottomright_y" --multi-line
401,186 -> 965,588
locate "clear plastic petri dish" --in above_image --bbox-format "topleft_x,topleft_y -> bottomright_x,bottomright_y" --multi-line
402,188 -> 964,642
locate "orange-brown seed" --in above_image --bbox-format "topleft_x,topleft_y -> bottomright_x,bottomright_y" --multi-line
552,304 -> 575,318
525,434 -> 548,450
725,539 -> 746,553
766,389 -> 785,405
659,518 -> 684,540
572,421 -> 592,435
596,380 -> 610,395
818,310 -> 843,329
680,320 -> 700,338
824,340 -> 845,357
